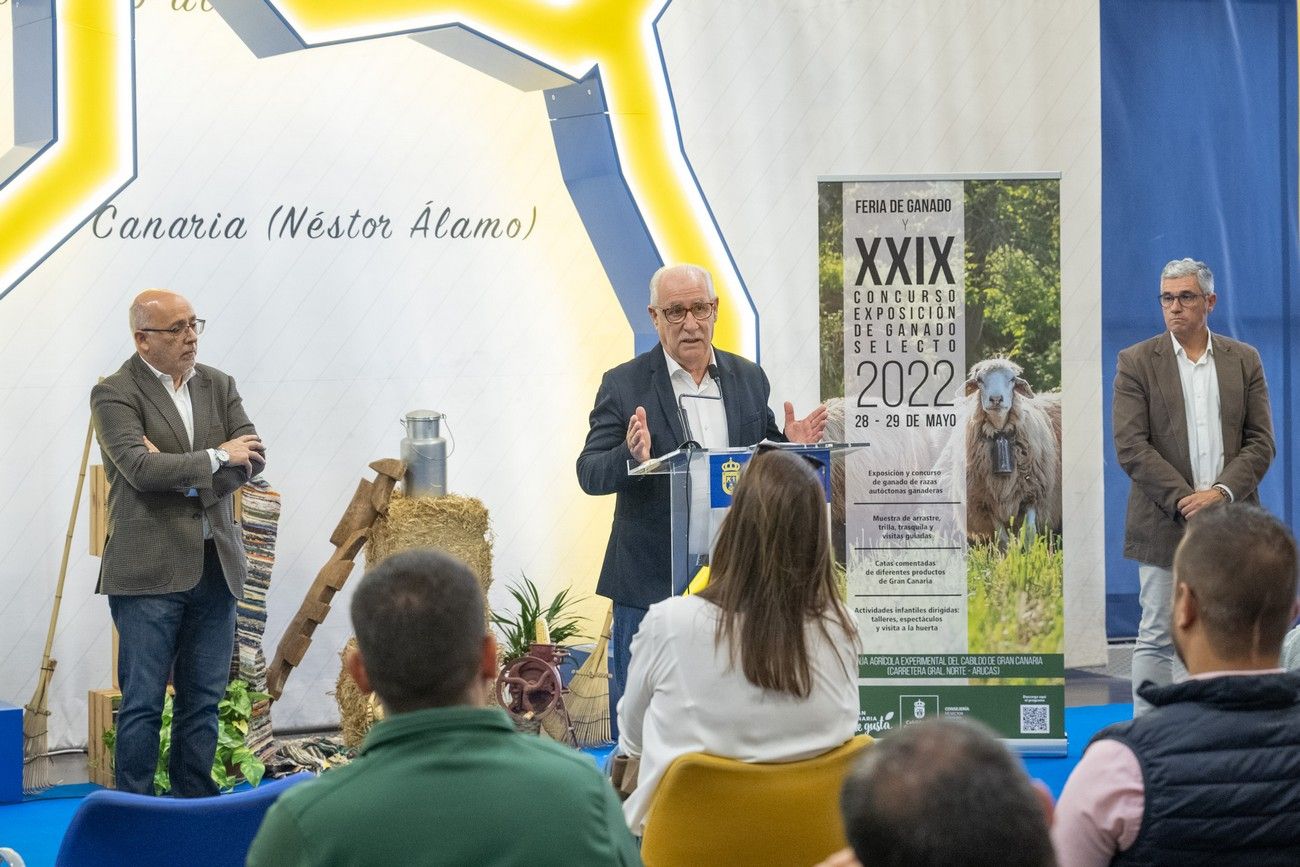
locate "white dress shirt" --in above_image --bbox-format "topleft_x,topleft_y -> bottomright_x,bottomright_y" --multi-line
1170,331 -> 1229,497
664,348 -> 730,556
617,594 -> 861,834
140,357 -> 220,537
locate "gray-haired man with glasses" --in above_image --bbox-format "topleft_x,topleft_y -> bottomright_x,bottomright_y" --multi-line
577,263 -> 827,736
1113,258 -> 1274,715
91,288 -> 265,794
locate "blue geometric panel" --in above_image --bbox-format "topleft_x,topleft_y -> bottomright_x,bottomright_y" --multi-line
0,0 -> 56,188
1101,0 -> 1299,637
546,72 -> 663,354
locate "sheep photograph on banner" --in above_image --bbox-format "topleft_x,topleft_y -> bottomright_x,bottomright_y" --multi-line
818,176 -> 1065,752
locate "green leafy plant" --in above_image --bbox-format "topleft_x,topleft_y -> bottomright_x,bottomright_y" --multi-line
213,680 -> 269,791
101,679 -> 270,794
490,575 -> 587,661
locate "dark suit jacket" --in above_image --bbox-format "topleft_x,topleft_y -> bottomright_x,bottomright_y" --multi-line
91,354 -> 258,597
1113,332 -> 1274,566
577,346 -> 784,609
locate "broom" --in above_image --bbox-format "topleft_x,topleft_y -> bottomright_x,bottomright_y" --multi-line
565,604 -> 613,747
23,416 -> 95,792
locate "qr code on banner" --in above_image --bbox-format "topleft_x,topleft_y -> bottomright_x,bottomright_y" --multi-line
1019,704 -> 1050,735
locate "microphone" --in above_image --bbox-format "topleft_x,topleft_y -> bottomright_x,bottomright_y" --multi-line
676,393 -> 701,450
707,363 -> 723,403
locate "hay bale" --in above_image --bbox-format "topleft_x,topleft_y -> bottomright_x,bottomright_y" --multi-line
335,638 -> 384,748
365,492 -> 493,599
338,493 -> 495,744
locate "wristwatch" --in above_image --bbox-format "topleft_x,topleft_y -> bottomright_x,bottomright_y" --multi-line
214,448 -> 230,466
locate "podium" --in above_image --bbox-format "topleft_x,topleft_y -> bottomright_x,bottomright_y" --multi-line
628,442 -> 860,597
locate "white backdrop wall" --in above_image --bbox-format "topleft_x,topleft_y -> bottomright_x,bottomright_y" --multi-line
0,1 -> 1105,748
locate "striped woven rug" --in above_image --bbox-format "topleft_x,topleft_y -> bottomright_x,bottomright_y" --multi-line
233,478 -> 280,764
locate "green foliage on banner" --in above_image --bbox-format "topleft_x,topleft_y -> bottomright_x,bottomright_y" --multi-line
968,528 -> 1063,655
818,182 -> 846,401
964,179 -> 1062,391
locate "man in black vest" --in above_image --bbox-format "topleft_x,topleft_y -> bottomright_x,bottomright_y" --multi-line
1053,504 -> 1300,866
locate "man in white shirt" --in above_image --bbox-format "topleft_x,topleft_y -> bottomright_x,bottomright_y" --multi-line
1112,258 -> 1274,714
91,289 -> 264,794
577,264 -> 827,735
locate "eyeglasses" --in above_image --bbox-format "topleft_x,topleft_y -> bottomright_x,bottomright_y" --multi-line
139,319 -> 205,336
1158,292 -> 1206,308
654,300 -> 716,324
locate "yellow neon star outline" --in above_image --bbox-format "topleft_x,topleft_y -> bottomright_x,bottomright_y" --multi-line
1,1 -> 757,359
268,0 -> 755,356
0,1 -> 135,300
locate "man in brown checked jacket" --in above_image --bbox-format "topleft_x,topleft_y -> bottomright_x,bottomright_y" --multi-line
91,289 -> 265,795
1113,258 -> 1274,715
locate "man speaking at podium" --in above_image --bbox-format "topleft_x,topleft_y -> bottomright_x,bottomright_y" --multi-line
91,289 -> 265,795
577,263 -> 827,727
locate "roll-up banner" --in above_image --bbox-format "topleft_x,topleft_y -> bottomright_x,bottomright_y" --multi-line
819,175 -> 1065,754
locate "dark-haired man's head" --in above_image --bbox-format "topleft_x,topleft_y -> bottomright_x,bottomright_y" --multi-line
346,548 -> 496,714
840,717 -> 1056,867
1172,503 -> 1300,672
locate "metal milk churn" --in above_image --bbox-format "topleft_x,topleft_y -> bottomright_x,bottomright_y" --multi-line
401,410 -> 448,497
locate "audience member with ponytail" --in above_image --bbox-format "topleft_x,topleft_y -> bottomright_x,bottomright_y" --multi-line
616,448 -> 861,834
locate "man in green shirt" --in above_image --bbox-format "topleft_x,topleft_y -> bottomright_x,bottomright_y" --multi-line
248,549 -> 640,866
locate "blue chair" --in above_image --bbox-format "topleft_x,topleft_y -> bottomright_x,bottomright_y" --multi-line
54,772 -> 312,867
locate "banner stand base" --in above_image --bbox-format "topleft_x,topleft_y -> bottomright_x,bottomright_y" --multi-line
1005,737 -> 1067,757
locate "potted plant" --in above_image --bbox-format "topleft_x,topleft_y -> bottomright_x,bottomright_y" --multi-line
490,575 -> 587,662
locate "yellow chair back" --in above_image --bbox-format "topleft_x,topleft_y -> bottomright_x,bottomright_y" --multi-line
639,734 -> 873,867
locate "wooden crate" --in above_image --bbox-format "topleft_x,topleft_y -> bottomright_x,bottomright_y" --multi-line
87,688 -> 121,788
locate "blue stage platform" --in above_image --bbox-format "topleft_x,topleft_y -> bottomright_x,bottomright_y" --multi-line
0,704 -> 1131,867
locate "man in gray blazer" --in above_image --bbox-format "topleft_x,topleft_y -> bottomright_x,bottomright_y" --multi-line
91,289 -> 265,795
1113,258 -> 1274,714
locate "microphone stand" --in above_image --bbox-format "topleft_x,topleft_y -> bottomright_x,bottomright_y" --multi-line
677,364 -> 726,451
707,363 -> 724,407
676,366 -> 725,581
676,392 -> 701,451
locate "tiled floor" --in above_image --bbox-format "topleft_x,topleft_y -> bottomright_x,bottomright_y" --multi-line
1064,642 -> 1134,707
